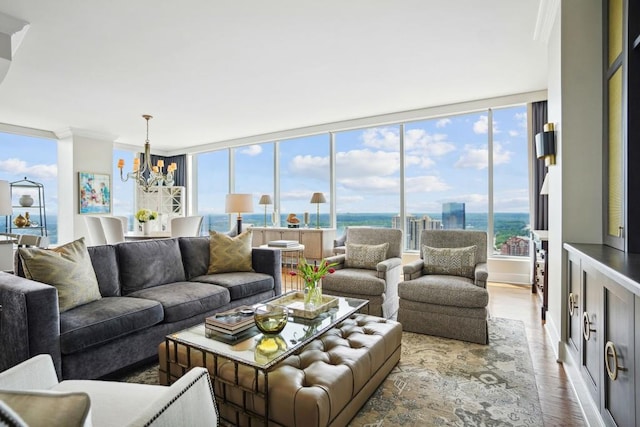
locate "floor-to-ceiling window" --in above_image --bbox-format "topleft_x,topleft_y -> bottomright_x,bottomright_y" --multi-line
197,150 -> 229,232
279,135 -> 330,227
334,126 -> 401,237
0,132 -> 58,244
233,143 -> 274,228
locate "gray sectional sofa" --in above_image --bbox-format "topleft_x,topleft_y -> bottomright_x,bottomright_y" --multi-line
0,236 -> 282,380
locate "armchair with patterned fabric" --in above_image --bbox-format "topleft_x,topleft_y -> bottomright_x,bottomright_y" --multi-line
322,227 -> 403,318
398,229 -> 489,344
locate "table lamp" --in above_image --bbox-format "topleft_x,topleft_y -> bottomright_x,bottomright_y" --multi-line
225,194 -> 253,234
309,192 -> 326,229
258,195 -> 272,227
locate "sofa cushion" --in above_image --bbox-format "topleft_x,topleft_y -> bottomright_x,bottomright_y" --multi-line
18,238 -> 102,312
117,238 -> 186,294
322,269 -> 386,295
59,297 -> 164,354
345,242 -> 389,269
422,245 -> 476,279
128,282 -> 230,323
178,236 -> 210,279
87,244 -> 120,296
398,274 -> 488,308
191,272 -> 274,301
208,231 -> 254,274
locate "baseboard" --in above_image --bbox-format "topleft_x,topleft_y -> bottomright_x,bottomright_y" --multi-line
488,271 -> 531,285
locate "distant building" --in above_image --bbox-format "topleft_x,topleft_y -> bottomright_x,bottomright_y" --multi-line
500,236 -> 530,256
442,203 -> 465,229
394,214 -> 443,250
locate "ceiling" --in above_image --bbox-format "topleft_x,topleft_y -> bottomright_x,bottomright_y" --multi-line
0,1 -> 549,152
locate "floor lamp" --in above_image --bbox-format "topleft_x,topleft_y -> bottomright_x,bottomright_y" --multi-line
258,195 -> 272,227
310,192 -> 326,229
225,194 -> 253,235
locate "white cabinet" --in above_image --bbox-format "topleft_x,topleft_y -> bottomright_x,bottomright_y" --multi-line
250,227 -> 336,261
136,186 -> 185,232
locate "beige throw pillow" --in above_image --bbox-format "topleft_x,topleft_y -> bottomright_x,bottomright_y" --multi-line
208,230 -> 254,274
345,242 -> 389,269
19,237 -> 102,313
422,244 -> 477,279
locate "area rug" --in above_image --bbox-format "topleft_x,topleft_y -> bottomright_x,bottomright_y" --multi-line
119,318 -> 543,426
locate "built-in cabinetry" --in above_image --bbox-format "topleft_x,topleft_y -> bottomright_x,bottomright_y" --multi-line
564,243 -> 638,427
136,186 -> 185,232
531,230 -> 548,320
250,227 -> 336,261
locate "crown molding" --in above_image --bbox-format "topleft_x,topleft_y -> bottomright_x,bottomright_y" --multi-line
54,127 -> 118,142
533,0 -> 559,44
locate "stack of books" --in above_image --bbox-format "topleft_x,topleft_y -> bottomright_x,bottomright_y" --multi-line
205,306 -> 255,336
267,240 -> 299,248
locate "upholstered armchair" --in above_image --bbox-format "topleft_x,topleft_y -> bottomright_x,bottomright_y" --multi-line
0,354 -> 218,427
398,229 -> 489,344
322,227 -> 403,318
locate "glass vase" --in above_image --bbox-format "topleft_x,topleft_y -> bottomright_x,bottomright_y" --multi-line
304,281 -> 323,309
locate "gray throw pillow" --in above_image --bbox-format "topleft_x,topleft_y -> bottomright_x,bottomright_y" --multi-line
19,237 -> 102,312
345,242 -> 389,269
422,245 -> 477,279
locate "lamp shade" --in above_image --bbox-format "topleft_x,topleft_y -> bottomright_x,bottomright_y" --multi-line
0,180 -> 11,216
309,192 -> 326,204
535,131 -> 555,159
540,173 -> 549,196
225,194 -> 253,214
258,194 -> 272,205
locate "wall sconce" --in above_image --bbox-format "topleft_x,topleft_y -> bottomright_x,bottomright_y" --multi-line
535,123 -> 556,166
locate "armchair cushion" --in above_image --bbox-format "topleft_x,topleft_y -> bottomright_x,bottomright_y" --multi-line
398,275 -> 488,308
345,242 -> 389,269
0,390 -> 91,427
422,244 -> 476,279
18,237 -> 102,312
208,230 -> 254,274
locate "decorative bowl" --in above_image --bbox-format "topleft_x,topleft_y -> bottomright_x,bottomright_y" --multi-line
253,304 -> 288,334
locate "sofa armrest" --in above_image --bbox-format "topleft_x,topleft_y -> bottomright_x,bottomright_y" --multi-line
131,367 -> 218,427
402,259 -> 424,281
474,262 -> 489,288
252,248 -> 282,295
324,254 -> 346,270
0,354 -> 60,390
0,272 -> 62,379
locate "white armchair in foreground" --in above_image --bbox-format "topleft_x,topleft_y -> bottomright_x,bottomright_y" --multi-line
0,354 -> 218,427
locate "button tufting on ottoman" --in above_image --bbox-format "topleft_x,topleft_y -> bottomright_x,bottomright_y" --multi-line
159,314 -> 402,427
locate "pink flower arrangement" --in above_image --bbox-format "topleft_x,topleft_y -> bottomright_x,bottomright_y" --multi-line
289,258 -> 337,287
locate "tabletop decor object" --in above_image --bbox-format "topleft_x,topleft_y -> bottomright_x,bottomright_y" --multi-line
253,304 -> 288,334
309,192 -> 326,229
135,208 -> 158,235
258,195 -> 272,227
290,258 -> 337,309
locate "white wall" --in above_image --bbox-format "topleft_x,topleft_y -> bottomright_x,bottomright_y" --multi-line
56,129 -> 117,243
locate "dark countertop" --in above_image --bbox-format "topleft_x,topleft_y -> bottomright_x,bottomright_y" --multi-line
564,243 -> 640,296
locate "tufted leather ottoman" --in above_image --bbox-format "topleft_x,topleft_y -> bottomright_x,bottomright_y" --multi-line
159,314 -> 402,427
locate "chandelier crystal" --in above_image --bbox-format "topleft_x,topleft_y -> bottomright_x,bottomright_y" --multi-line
117,114 -> 177,192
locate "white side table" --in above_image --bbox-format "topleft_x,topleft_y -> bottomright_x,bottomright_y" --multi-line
259,244 -> 305,292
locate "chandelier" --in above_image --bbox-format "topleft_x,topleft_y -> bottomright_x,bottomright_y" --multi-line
117,114 -> 177,192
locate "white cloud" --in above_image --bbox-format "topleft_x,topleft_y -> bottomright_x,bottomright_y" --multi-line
239,145 -> 262,156
361,127 -> 399,150
404,129 -> 456,170
405,175 -> 450,193
335,149 -> 400,178
473,115 -> 500,135
514,112 -> 527,129
0,158 -> 58,180
508,130 -> 519,137
436,118 -> 451,128
339,176 -> 399,192
289,154 -> 330,180
454,143 -> 512,170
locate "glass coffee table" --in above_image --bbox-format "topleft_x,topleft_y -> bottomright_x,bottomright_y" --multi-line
162,292 -> 368,425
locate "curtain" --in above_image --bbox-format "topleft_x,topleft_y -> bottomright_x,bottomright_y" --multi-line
532,101 -> 548,230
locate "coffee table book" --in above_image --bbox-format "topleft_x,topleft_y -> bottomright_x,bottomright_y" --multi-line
267,240 -> 299,248
205,305 -> 255,333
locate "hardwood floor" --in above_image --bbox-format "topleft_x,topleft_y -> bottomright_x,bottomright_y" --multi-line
488,282 -> 586,426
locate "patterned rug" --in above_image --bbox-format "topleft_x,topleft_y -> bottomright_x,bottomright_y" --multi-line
119,318 -> 543,426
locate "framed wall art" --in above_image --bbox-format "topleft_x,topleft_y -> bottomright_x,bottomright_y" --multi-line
78,172 -> 111,214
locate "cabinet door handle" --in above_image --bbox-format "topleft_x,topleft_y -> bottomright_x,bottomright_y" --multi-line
582,312 -> 596,341
568,293 -> 578,316
605,341 -> 627,381
618,226 -> 624,238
